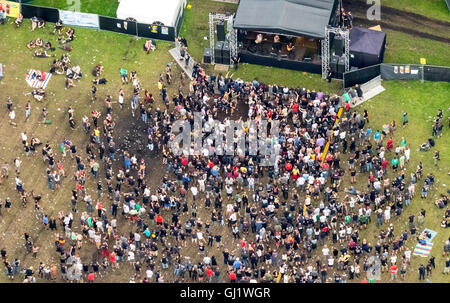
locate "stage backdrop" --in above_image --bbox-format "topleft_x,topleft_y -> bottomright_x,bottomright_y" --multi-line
0,0 -> 21,18
59,10 -> 100,29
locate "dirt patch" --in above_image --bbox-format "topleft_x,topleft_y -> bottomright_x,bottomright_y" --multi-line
343,0 -> 450,44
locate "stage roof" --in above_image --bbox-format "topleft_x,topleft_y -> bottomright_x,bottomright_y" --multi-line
233,0 -> 338,39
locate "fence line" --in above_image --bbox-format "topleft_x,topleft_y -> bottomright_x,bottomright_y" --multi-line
19,3 -> 181,42
344,63 -> 450,88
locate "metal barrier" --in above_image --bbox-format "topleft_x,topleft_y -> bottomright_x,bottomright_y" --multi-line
344,63 -> 450,88
19,3 -> 182,42
343,64 -> 381,88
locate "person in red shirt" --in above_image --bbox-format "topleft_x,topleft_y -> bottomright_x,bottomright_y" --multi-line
390,264 -> 398,280
381,158 -> 388,173
387,138 -> 393,152
96,201 -> 102,217
110,251 -> 118,268
229,271 -> 236,283
156,215 -> 163,225
206,267 -> 213,282
88,272 -> 95,283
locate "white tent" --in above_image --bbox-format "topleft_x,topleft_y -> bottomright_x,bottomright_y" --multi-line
116,0 -> 186,27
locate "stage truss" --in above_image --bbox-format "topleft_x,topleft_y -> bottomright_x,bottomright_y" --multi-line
321,26 -> 350,79
209,12 -> 237,65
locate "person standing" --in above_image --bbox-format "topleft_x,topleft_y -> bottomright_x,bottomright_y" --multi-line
402,112 -> 408,127
434,150 -> 440,166
326,67 -> 332,83
418,264 -> 426,281
444,258 -> 450,275
25,101 -> 31,121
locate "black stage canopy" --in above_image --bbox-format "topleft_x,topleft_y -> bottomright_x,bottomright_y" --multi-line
349,27 -> 386,68
233,0 -> 338,39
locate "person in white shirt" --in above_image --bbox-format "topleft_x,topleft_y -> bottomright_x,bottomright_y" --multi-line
390,254 -> 397,265
146,269 -> 153,279
328,256 -> 335,267
198,177 -> 205,192
405,147 -> 410,162
190,186 -> 198,201
322,245 -> 330,258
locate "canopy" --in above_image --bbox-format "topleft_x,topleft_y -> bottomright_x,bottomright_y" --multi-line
116,0 -> 185,27
349,27 -> 386,68
233,0 -> 338,39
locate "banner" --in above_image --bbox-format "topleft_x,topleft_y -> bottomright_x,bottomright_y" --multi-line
59,10 -> 99,29
0,0 -> 21,18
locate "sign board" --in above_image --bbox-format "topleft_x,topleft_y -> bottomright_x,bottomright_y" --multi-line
59,9 -> 100,29
0,0 -> 21,18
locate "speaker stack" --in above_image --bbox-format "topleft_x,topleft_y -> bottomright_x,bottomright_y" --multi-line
337,55 -> 346,78
216,20 -> 226,42
221,41 -> 230,65
214,41 -> 224,64
334,35 -> 344,57
203,48 -> 212,64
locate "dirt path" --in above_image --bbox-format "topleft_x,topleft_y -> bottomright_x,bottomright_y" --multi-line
343,0 -> 450,44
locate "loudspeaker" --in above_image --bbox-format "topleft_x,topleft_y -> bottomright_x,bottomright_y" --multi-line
216,21 -> 226,41
337,55 -> 346,74
221,41 -> 230,64
203,48 -> 212,64
214,41 -> 224,63
334,35 -> 344,56
330,55 -> 339,73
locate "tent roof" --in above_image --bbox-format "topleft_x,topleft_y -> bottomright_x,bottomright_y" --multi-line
116,0 -> 185,27
233,0 -> 337,39
349,27 -> 386,56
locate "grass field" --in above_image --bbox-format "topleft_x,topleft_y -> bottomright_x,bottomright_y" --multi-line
351,80 -> 450,282
382,0 -> 450,22
383,29 -> 450,66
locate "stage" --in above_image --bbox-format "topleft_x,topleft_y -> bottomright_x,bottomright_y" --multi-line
233,0 -> 338,74
238,32 -> 322,74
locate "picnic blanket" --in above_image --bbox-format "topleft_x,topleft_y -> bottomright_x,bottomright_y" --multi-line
413,228 -> 437,257
26,69 -> 52,89
413,243 -> 433,257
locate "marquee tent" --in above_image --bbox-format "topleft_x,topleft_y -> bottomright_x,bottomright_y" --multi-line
116,0 -> 186,27
349,27 -> 386,68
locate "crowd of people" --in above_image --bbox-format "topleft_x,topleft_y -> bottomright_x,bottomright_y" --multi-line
0,18 -> 448,284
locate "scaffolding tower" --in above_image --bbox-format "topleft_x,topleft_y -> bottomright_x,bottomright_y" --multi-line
321,26 -> 350,79
209,12 -> 237,65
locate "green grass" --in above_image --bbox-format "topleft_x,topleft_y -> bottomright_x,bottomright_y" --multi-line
31,0 -> 119,17
383,29 -> 450,66
232,65 -> 342,93
351,80 -> 450,282
382,0 -> 450,23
